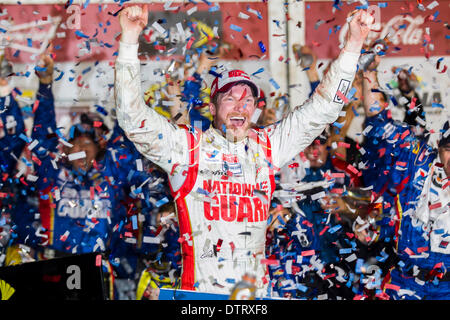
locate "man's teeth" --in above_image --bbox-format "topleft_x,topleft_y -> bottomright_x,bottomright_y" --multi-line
230,117 -> 245,121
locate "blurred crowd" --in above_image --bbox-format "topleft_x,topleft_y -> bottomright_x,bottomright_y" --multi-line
0,38 -> 449,300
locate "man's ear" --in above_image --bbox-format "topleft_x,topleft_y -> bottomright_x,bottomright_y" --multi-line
209,102 -> 216,116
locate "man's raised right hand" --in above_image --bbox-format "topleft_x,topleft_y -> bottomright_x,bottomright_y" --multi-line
119,5 -> 148,44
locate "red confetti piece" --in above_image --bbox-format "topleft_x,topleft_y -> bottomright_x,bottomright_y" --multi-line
404,247 -> 415,256
338,142 -> 350,148
93,121 -> 103,128
95,254 -> 102,267
32,100 -> 39,113
336,90 -> 349,104
409,98 -> 417,110
186,37 -> 195,50
139,120 -> 146,128
417,246 -> 429,253
319,225 -> 330,236
400,129 -> 410,140
346,164 -> 359,174
301,249 -> 315,256
260,259 -> 280,265
32,155 -> 42,166
384,283 -> 400,291
154,44 -> 166,51
429,202 -> 442,210
216,239 -> 223,252
288,162 -> 299,168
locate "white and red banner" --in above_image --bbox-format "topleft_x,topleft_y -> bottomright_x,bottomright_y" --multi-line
0,2 -> 269,63
304,0 -> 448,59
302,1 -> 449,143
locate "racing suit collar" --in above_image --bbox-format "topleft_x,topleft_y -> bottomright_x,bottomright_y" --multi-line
207,125 -> 249,147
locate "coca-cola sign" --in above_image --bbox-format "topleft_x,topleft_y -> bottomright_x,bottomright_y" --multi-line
305,1 -> 449,59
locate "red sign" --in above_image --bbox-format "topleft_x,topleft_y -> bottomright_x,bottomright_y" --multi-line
304,0 -> 449,59
0,2 -> 269,63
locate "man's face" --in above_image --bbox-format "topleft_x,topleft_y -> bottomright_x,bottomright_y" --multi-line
304,139 -> 329,168
438,142 -> 450,178
67,135 -> 98,173
210,84 -> 257,142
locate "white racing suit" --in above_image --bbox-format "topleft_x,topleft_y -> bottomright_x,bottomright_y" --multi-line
114,41 -> 359,297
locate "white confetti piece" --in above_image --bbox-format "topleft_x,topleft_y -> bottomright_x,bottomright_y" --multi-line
136,159 -> 143,171
28,139 -> 39,151
152,21 -> 166,35
68,151 -> 86,161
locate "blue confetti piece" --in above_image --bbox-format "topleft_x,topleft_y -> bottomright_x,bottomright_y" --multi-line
75,30 -> 90,39
258,41 -> 266,53
229,24 -> 242,32
196,188 -> 209,196
131,215 -> 138,230
297,284 -> 308,292
355,258 -> 364,273
339,248 -> 352,254
276,215 -> 286,226
54,71 -> 64,81
34,66 -> 47,73
82,67 -> 91,74
69,125 -> 76,139
209,4 -> 219,12
328,224 -> 342,234
82,0 -> 90,9
347,87 -> 356,100
13,87 -> 22,95
95,105 -> 108,116
27,38 -> 33,47
432,103 -> 444,108
156,197 -> 169,208
378,2 -> 388,7
269,78 -> 280,90
333,121 -> 344,129
19,133 -> 31,143
252,68 -> 265,76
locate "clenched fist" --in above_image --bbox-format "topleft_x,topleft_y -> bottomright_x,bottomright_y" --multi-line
344,10 -> 375,54
119,5 -> 149,44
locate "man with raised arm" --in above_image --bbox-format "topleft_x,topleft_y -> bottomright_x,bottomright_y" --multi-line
114,5 -> 373,297
359,53 -> 450,300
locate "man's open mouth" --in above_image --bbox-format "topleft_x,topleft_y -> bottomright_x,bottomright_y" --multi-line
229,116 -> 246,127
